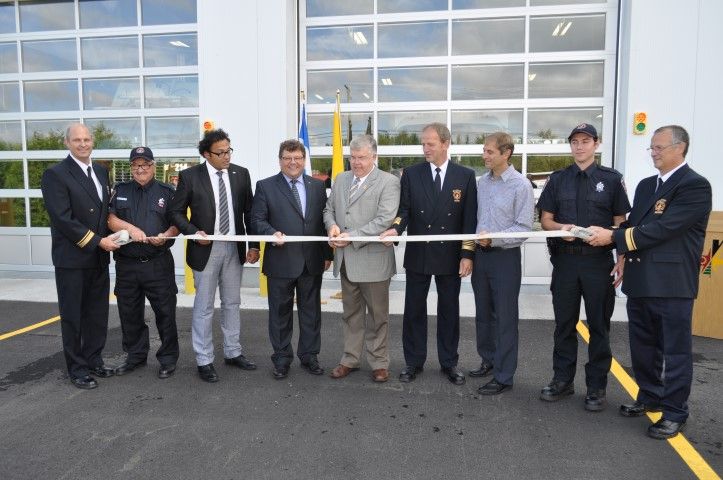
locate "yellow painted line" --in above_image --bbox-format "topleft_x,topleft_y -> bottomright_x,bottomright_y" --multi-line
576,321 -> 721,480
0,316 -> 60,341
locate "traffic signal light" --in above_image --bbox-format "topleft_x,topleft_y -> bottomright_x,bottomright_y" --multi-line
633,112 -> 647,135
203,120 -> 215,132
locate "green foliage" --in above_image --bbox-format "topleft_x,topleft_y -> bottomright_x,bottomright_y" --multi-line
26,130 -> 65,150
91,122 -> 132,149
0,139 -> 22,151
0,198 -> 26,227
378,130 -> 420,146
0,161 -> 24,189
30,198 -> 50,227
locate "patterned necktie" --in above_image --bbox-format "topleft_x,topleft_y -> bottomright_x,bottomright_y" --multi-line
434,167 -> 442,195
291,179 -> 303,215
216,171 -> 229,234
349,176 -> 360,200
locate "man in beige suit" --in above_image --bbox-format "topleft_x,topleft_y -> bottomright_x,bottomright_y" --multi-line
324,135 -> 401,382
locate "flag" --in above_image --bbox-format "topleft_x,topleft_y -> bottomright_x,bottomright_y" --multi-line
331,90 -> 344,183
298,97 -> 311,176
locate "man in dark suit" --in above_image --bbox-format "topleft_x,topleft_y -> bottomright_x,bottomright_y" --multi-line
169,129 -> 260,383
381,123 -> 477,385
587,125 -> 712,439
249,139 -> 332,379
41,123 -> 120,389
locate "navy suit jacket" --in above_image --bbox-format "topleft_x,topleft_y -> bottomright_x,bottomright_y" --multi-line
614,164 -> 711,298
41,156 -> 111,269
392,161 -> 478,275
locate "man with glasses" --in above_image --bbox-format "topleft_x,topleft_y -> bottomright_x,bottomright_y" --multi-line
249,139 -> 332,379
586,125 -> 712,439
108,147 -> 180,379
169,129 -> 260,383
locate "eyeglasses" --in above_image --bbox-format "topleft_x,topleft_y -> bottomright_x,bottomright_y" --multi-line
210,148 -> 233,157
281,155 -> 305,163
131,163 -> 154,170
646,142 -> 680,153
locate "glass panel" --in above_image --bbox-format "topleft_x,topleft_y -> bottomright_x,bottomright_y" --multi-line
141,0 -> 196,25
307,69 -> 373,104
0,1 -> 15,33
378,0 -> 447,13
305,0 -> 373,17
26,119 -> 75,150
143,33 -> 198,67
84,118 -> 141,149
527,108 -> 603,144
382,156 -> 425,176
451,110 -> 523,144
153,157 -> 198,185
27,159 -> 58,188
528,61 -> 604,98
306,25 -> 373,61
0,198 -> 25,226
0,160 -> 24,189
24,80 -> 79,111
79,0 -> 137,28
19,0 -> 74,32
454,0 -> 525,8
144,75 -> 198,108
530,14 -> 605,52
308,112 -> 373,147
452,18 -> 524,55
379,21 -> 447,58
0,81 -> 20,112
528,153 -> 601,190
0,121 -> 22,150
452,64 -> 524,100
146,116 -> 198,149
452,154 -> 522,177
379,66 -> 447,102
81,36 -> 138,70
83,77 -> 140,110
309,156 -> 331,179
21,39 -> 76,72
30,198 -> 50,227
532,0 -> 605,5
377,111 -> 446,145
0,42 -> 18,73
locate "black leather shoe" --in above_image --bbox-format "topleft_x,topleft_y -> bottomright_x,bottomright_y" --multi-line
115,360 -> 147,376
272,365 -> 289,380
584,389 -> 607,412
399,365 -> 423,383
648,418 -> 686,439
300,357 -> 324,375
224,354 -> 257,370
620,400 -> 663,417
477,379 -> 512,395
157,364 -> 176,379
469,362 -> 493,378
540,381 -> 574,401
441,366 -> 466,386
88,365 -> 115,378
71,375 -> 98,390
198,364 -> 219,383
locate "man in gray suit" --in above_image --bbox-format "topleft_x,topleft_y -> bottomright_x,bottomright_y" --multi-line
324,135 -> 401,383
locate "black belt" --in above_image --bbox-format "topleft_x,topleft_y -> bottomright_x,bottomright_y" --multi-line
550,245 -> 610,256
116,251 -> 168,263
476,245 -> 504,252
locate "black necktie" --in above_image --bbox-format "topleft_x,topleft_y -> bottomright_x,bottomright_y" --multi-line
86,166 -> 99,201
434,167 -> 442,195
576,171 -> 589,227
216,171 -> 229,234
656,177 -> 663,192
291,179 -> 303,215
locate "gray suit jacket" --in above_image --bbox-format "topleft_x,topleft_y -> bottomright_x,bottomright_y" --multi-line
323,167 -> 400,282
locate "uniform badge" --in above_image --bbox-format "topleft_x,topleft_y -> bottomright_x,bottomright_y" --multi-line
595,181 -> 604,192
135,147 -> 145,154
158,197 -> 165,208
654,198 -> 667,214
452,189 -> 462,203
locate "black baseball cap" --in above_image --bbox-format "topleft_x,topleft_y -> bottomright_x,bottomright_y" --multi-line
129,146 -> 154,162
568,123 -> 598,141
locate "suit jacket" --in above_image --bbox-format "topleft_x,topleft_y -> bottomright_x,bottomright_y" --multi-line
614,164 -> 711,298
323,168 -> 400,282
41,156 -> 111,268
169,162 -> 258,271
392,161 -> 478,275
249,173 -> 332,278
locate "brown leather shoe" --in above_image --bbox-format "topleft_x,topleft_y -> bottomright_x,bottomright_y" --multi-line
330,364 -> 358,379
372,368 -> 389,383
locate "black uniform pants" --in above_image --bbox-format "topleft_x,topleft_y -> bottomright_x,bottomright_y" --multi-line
114,252 -> 179,366
549,252 -> 615,389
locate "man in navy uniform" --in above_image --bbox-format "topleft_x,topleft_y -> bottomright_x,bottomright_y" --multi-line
536,123 -> 630,411
41,123 -> 120,389
108,146 -> 180,379
586,125 -> 712,439
381,123 -> 477,385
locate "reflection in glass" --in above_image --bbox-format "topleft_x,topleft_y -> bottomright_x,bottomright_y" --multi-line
79,0 -> 137,28
308,112 -> 372,147
377,111 -> 446,145
22,39 -> 76,72
451,110 -> 523,144
306,25 -> 373,61
84,118 -> 141,149
0,198 -> 25,227
528,61 -> 604,98
452,154 -> 522,177
81,37 -> 138,70
0,42 -> 18,73
0,82 -> 20,112
83,78 -> 140,110
146,116 -> 199,149
27,160 -> 59,188
26,119 -> 75,150
0,160 -> 24,189
530,14 -> 605,52
452,64 -> 523,100
527,108 -> 602,144
144,75 -> 198,108
378,0 -> 447,13
0,1 -> 15,33
0,121 -> 22,150
453,0 -> 524,8
307,69 -> 373,104
309,156 -> 331,179
141,0 -> 196,25
531,0 -> 604,5
24,80 -> 79,111
143,33 -> 198,67
452,18 -> 524,55
305,0 -> 372,17
378,22 -> 447,58
379,66 -> 446,102
30,198 -> 50,227
19,0 -> 75,32
379,156 -> 425,177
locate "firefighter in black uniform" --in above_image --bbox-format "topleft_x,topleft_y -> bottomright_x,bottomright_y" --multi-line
108,147 -> 180,379
536,123 -> 631,411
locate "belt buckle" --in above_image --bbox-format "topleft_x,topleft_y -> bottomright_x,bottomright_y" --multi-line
139,256 -> 150,263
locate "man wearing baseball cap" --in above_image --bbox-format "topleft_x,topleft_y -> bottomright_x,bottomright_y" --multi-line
108,146 -> 181,379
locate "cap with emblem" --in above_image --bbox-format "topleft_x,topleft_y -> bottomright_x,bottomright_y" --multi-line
129,146 -> 154,162
568,123 -> 598,141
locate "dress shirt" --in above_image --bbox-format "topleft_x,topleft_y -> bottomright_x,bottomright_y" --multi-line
205,161 -> 237,235
429,159 -> 449,187
70,154 -> 102,200
658,161 -> 687,184
282,173 -> 307,217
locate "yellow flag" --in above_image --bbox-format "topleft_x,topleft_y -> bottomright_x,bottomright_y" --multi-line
331,90 -> 343,182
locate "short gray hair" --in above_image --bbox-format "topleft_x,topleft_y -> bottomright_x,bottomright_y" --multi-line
654,124 -> 689,157
422,122 -> 451,144
349,134 -> 377,154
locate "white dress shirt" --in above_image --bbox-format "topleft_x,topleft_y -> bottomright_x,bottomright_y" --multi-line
70,154 -> 102,200
205,161 -> 237,235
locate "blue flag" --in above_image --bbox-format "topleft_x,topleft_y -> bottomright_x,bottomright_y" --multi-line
298,102 -> 311,176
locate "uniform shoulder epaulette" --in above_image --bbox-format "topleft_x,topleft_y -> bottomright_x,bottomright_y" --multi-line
158,181 -> 175,191
597,164 -> 622,176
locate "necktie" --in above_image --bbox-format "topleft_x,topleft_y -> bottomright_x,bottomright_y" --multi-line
216,171 -> 229,234
86,166 -> 100,201
349,176 -> 360,200
434,167 -> 442,195
576,171 -> 589,228
291,179 -> 303,215
656,177 -> 663,192
86,166 -> 92,179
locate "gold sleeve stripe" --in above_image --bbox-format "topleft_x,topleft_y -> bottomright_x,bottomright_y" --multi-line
462,240 -> 476,251
624,227 -> 637,252
392,217 -> 401,225
76,230 -> 95,248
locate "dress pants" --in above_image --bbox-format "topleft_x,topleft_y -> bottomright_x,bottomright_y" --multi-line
191,241 -> 243,366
